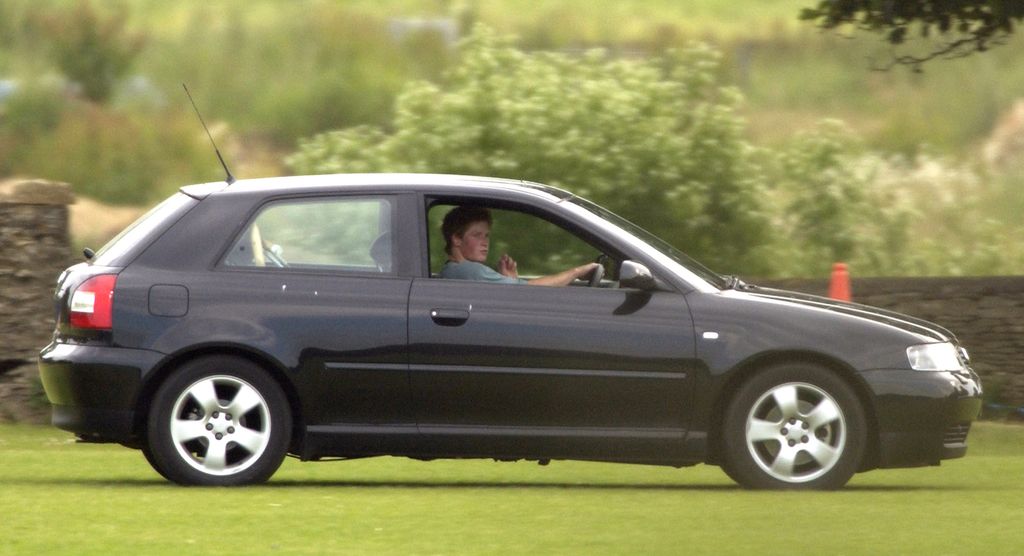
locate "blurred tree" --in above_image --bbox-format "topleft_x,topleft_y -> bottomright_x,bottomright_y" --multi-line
772,121 -> 865,274
801,0 -> 1024,69
13,105 -> 201,204
289,25 -> 774,275
36,1 -> 146,102
768,120 -> 914,277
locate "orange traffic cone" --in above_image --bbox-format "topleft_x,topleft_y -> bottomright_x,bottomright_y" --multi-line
828,262 -> 852,302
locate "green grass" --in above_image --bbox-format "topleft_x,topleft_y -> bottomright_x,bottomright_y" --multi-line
1,422 -> 1022,554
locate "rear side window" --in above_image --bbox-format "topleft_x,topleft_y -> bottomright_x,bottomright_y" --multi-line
92,193 -> 198,267
223,197 -> 394,273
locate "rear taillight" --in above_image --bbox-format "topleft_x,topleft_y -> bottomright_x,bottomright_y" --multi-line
69,274 -> 117,329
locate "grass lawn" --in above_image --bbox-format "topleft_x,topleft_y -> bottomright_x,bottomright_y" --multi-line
1,422 -> 1021,555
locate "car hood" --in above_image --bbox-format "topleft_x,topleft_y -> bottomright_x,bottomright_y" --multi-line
740,286 -> 955,343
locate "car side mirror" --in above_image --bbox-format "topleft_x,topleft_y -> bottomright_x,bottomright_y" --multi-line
619,260 -> 656,290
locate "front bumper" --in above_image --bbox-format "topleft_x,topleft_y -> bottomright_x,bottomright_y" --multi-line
860,367 -> 982,469
39,342 -> 163,442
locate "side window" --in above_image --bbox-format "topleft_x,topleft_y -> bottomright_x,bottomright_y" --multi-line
428,203 -> 604,278
224,197 -> 393,273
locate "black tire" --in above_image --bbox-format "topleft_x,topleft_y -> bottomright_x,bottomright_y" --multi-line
721,362 -> 867,490
146,355 -> 292,486
141,443 -> 172,481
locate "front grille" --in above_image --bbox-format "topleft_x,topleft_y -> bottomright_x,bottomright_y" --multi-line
944,423 -> 971,446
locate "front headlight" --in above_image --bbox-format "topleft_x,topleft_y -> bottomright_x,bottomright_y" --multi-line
906,342 -> 964,371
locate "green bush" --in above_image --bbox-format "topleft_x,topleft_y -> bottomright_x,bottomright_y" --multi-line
767,120 -> 909,277
34,1 -> 146,103
0,83 -> 67,176
770,129 -> 1024,277
0,83 -> 66,137
290,25 -> 774,275
138,3 -> 413,147
9,103 -> 216,205
3,3 -> 1020,278
290,26 -> 1024,278
250,69 -> 399,145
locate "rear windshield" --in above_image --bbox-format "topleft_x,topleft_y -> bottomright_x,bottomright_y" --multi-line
92,193 -> 198,267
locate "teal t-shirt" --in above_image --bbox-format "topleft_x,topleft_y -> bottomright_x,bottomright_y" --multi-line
440,261 -> 528,284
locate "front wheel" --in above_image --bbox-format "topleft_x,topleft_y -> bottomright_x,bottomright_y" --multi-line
721,363 -> 867,490
146,356 -> 292,486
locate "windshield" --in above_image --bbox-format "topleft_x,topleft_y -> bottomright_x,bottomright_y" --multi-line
566,195 -> 729,289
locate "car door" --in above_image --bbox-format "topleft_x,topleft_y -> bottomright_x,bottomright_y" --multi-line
407,204 -> 697,460
216,194 -> 414,437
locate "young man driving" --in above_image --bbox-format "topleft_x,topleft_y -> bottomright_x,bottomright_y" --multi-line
439,205 -> 600,286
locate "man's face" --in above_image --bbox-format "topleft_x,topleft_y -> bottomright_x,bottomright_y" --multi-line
453,220 -> 490,263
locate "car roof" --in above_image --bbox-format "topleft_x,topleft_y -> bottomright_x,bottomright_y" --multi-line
181,173 -> 573,202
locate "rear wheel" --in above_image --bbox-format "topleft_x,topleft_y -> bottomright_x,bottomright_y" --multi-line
721,363 -> 866,490
146,356 -> 291,486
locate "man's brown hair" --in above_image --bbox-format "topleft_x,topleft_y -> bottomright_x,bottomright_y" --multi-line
441,206 -> 492,256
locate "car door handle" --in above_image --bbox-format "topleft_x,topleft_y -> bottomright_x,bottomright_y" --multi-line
430,308 -> 470,326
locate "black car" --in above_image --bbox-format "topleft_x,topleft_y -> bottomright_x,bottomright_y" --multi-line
39,174 -> 982,489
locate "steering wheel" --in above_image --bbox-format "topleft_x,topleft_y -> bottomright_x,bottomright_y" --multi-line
262,243 -> 287,267
588,254 -> 607,287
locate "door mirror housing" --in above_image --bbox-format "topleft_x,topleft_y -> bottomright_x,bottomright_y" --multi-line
619,260 -> 656,290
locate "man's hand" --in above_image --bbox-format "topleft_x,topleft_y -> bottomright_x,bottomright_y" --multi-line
575,262 -> 601,280
498,253 -> 518,278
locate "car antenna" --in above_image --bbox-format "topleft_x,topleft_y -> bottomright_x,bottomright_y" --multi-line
182,83 -> 236,185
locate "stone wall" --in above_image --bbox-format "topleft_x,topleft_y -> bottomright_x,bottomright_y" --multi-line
0,179 -> 75,423
762,276 -> 1024,408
